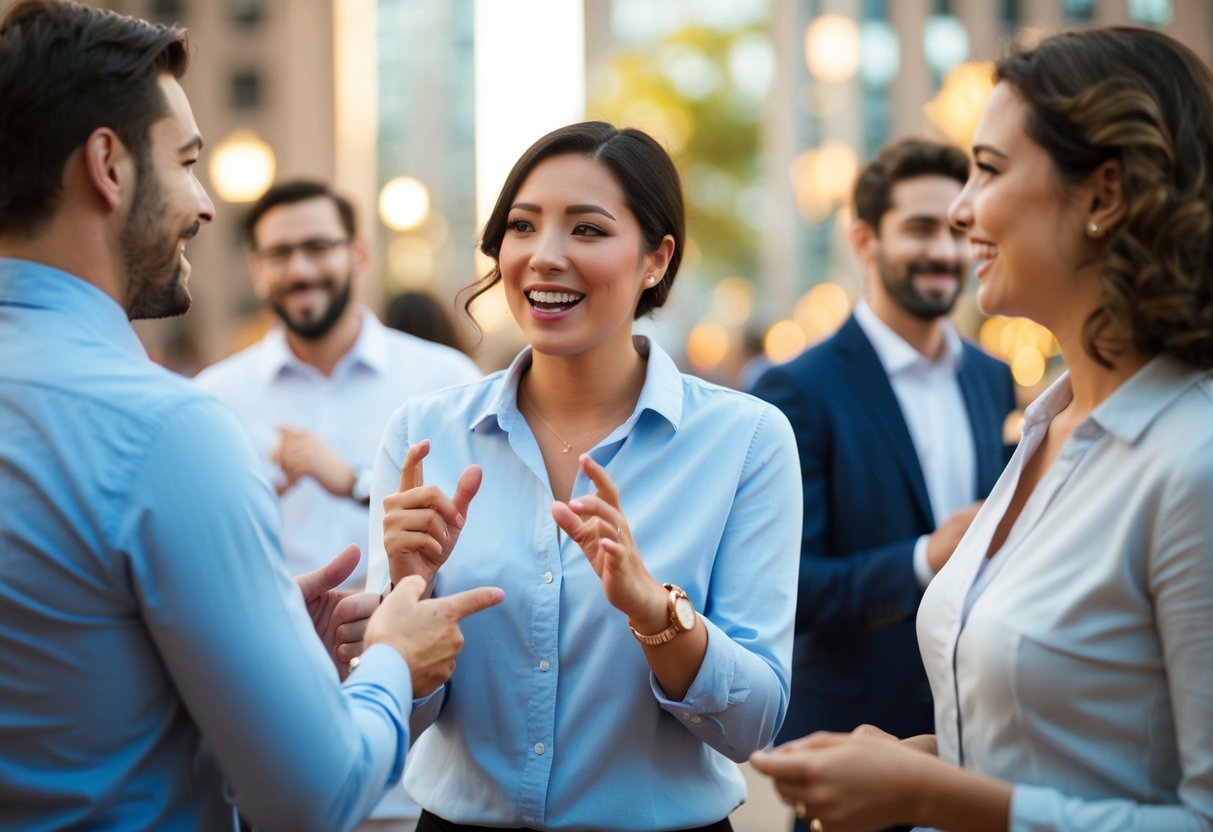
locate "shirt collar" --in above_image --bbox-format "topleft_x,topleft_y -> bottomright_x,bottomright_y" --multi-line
853,297 -> 963,375
1091,354 -> 1206,444
1022,354 -> 1204,445
0,257 -> 146,359
468,335 -> 684,435
254,305 -> 384,383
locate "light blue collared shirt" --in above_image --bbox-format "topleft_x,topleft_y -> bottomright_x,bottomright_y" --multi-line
366,337 -> 801,830
0,258 -> 412,831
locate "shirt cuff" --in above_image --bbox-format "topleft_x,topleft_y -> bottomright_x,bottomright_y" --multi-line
913,534 -> 935,588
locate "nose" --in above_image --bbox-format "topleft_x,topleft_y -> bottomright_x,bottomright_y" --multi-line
529,230 -> 568,275
196,180 -> 216,226
928,226 -> 962,263
949,181 -> 973,233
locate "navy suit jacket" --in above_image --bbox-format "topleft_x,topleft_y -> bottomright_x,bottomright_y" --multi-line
752,314 -> 1016,741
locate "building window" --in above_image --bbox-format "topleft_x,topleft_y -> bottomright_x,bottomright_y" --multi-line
230,71 -> 262,110
229,0 -> 265,26
148,0 -> 185,25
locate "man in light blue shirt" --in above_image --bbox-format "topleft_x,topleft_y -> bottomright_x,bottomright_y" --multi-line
0,3 -> 501,830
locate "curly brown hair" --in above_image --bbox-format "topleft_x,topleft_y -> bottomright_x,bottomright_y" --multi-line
997,26 -> 1213,369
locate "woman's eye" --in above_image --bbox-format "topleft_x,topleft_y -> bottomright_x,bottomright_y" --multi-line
506,218 -> 533,233
572,223 -> 605,237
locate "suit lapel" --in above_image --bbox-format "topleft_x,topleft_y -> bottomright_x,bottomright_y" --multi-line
835,316 -> 934,526
956,348 -> 999,496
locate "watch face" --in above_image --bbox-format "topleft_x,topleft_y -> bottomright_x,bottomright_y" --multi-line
673,595 -> 696,630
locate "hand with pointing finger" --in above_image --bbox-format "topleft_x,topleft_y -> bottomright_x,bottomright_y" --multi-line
365,574 -> 505,697
293,543 -> 378,680
551,454 -> 665,627
381,439 -> 482,597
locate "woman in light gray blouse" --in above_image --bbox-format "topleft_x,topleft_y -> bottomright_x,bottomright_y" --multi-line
751,26 -> 1213,832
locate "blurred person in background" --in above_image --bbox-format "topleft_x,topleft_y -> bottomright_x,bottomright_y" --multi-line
386,288 -> 470,355
0,2 -> 501,830
751,140 -> 1015,831
195,181 -> 480,591
368,121 -> 801,831
752,26 -> 1213,831
195,180 -> 481,831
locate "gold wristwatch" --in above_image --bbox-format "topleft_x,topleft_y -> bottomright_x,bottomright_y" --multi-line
629,584 -> 697,646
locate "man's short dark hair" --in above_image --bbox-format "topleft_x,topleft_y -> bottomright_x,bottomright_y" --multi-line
243,181 -> 358,248
853,138 -> 969,232
0,0 -> 189,237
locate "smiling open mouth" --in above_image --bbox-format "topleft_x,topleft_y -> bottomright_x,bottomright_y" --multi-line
527,289 -> 585,313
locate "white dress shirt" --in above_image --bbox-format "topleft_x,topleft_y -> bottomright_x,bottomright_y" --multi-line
854,300 -> 976,586
918,356 -> 1213,830
195,307 -> 480,590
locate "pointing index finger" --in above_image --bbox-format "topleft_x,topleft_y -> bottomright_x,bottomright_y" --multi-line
438,585 -> 505,620
579,453 -> 621,508
398,439 -> 430,493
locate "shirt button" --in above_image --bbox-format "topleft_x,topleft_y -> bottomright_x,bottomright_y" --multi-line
544,571 -> 554,584
534,743 -> 545,755
539,659 -> 550,672
691,716 -> 702,724
681,713 -> 691,720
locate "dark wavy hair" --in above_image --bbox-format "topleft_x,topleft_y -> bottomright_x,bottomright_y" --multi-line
997,26 -> 1213,369
243,180 -> 357,248
0,0 -> 189,238
853,137 -> 969,231
462,121 -> 685,330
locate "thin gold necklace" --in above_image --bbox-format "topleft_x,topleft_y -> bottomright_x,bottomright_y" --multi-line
518,385 -> 633,454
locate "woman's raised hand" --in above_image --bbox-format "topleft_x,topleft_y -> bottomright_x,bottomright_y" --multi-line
382,439 -> 481,596
551,454 -> 664,621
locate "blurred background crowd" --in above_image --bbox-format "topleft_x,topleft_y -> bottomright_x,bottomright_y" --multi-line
11,0 -> 1208,418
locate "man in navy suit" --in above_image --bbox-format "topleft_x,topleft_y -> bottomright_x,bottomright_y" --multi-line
753,139 -> 1016,794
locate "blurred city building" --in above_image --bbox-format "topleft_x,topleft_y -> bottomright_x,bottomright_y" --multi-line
9,0 -> 1209,404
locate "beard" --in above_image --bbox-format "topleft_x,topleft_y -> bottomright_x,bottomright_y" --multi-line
270,272 -> 353,340
123,155 -> 196,321
876,250 -> 963,321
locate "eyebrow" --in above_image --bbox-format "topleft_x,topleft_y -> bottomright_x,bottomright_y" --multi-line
900,212 -> 946,225
972,144 -> 1008,159
510,202 -> 617,221
178,134 -> 203,154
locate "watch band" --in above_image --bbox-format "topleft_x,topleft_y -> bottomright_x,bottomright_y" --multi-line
629,583 -> 692,646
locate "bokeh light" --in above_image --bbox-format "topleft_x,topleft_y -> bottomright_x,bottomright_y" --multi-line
209,130 -> 275,204
378,177 -> 431,232
686,321 -> 731,370
805,14 -> 859,83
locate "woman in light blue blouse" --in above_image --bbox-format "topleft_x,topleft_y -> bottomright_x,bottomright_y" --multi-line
751,26 -> 1213,832
365,122 -> 801,831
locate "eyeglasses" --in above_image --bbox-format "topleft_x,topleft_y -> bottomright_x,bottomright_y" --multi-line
253,237 -> 350,270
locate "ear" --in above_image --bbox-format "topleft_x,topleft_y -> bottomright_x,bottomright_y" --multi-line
642,234 -> 676,287
1085,159 -> 1126,238
848,218 -> 879,266
82,127 -> 133,214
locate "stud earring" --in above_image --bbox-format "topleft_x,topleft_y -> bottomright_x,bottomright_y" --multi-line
645,275 -> 657,284
1086,221 -> 1101,239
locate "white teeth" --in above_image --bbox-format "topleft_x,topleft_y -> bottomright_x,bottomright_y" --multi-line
971,242 -> 998,260
527,290 -> 582,304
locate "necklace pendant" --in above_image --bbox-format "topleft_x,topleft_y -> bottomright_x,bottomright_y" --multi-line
561,443 -> 572,453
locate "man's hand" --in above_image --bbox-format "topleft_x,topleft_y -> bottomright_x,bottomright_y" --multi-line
365,574 -> 504,696
273,426 -> 357,498
925,500 -> 983,573
294,544 -> 377,680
